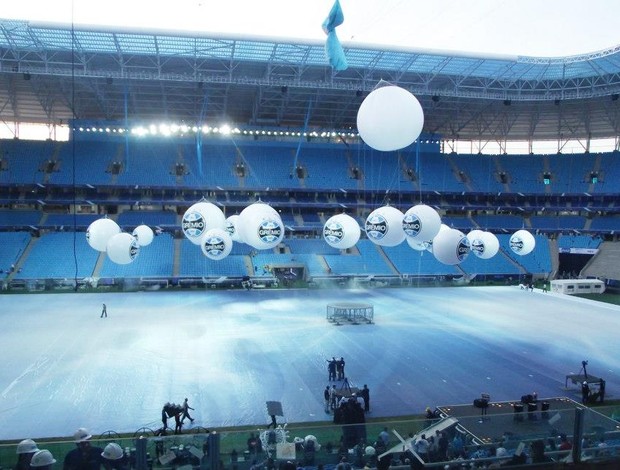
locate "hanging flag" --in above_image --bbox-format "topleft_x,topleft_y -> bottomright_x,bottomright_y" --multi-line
322,0 -> 348,71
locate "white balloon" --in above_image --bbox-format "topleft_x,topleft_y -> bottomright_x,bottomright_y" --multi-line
403,204 -> 442,241
239,203 -> 285,250
181,202 -> 226,245
86,218 -> 121,252
432,228 -> 470,265
509,229 -> 536,256
469,231 -> 499,259
132,224 -> 154,247
406,237 -> 428,251
323,213 -> 361,249
225,215 -> 243,243
106,232 -> 139,265
426,223 -> 451,252
200,228 -> 233,260
466,229 -> 485,244
357,84 -> 425,152
365,206 -> 406,247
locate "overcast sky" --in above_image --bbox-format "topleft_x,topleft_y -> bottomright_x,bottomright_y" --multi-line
3,0 -> 620,57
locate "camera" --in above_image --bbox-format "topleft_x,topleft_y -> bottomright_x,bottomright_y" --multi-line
582,360 -> 588,367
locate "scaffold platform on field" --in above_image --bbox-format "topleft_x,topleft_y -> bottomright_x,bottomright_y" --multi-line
326,302 -> 373,325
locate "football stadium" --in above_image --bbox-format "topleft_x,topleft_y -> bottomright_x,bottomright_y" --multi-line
0,2 -> 620,469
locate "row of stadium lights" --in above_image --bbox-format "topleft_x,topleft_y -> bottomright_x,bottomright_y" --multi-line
73,124 -> 440,144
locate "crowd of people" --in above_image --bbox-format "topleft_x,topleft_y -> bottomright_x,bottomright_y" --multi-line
160,398 -> 195,435
13,428 -> 129,470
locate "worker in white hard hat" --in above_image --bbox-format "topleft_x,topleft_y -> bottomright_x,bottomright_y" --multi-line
100,443 -> 128,470
30,450 -> 56,470
63,428 -> 104,470
15,439 -> 39,470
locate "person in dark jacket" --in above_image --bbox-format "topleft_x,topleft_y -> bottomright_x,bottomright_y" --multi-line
63,428 -> 103,470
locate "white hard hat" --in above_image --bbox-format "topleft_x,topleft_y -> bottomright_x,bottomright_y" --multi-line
30,450 -> 56,467
365,446 -> 376,456
101,443 -> 124,460
73,428 -> 92,443
17,439 -> 39,455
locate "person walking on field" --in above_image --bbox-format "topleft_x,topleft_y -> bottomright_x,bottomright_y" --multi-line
181,398 -> 195,424
101,303 -> 107,318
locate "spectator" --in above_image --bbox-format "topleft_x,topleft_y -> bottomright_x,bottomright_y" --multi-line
100,443 -> 128,470
30,450 -> 56,470
63,428 -> 104,470
16,439 -> 39,470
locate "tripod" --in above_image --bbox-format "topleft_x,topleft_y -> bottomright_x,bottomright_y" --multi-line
579,361 -> 588,380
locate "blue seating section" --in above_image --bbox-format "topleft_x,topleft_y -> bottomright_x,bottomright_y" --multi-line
495,155 -> 545,194
499,234 -> 552,274
557,235 -> 602,250
49,141 -> 120,185
0,139 -> 54,185
15,232 -> 98,279
286,238 -> 340,255
0,210 -> 42,227
472,214 -> 524,230
401,151 -> 465,192
352,149 -> 404,191
323,240 -> 393,275
0,232 -> 31,277
178,238 -> 248,277
545,153 -> 594,194
117,210 -> 177,227
4,138 -> 620,197
450,154 -> 505,193
115,141 -> 178,186
298,146 -> 357,190
458,250 -> 520,275
589,216 -> 620,232
530,215 -> 586,230
239,143 -> 297,190
442,216 -> 476,231
182,142 -> 240,188
382,243 -> 461,276
99,233 -> 174,278
43,213 -> 101,228
595,154 -> 620,194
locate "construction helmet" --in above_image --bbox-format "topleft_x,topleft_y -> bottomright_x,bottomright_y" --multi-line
73,428 -> 92,443
30,450 -> 56,467
17,439 -> 39,455
101,443 -> 124,460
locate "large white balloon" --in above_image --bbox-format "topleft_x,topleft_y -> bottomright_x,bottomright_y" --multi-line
357,84 -> 425,152
468,231 -> 499,259
239,203 -> 285,250
403,204 -> 442,242
432,228 -> 470,265
225,215 -> 243,243
86,218 -> 121,252
509,229 -> 536,256
200,228 -> 233,260
406,237 -> 429,251
132,224 -> 154,247
425,223 -> 451,253
106,232 -> 139,265
365,206 -> 406,247
181,202 -> 226,245
323,213 -> 361,249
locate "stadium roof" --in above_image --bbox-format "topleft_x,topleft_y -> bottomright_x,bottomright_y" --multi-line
2,19 -> 620,141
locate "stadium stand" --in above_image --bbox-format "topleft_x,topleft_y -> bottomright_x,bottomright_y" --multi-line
15,232 -> 99,279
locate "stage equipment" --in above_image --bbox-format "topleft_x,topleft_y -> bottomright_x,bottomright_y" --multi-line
326,302 -> 374,325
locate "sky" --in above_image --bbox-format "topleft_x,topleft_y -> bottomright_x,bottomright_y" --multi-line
2,0 -> 620,58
